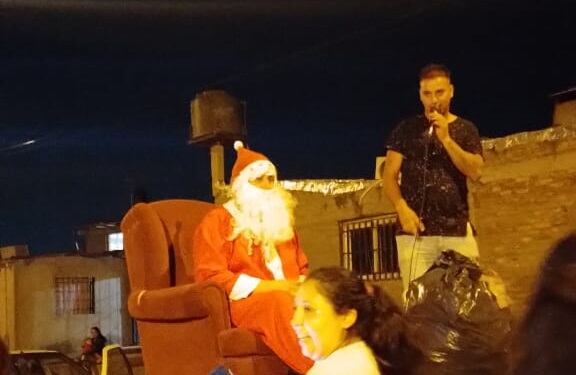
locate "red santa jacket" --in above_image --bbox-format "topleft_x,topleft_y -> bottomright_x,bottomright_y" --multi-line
192,206 -> 309,294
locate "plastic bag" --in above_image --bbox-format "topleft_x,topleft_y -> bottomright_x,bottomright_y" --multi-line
405,250 -> 512,375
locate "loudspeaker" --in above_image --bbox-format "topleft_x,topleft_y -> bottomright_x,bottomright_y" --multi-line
189,90 -> 247,145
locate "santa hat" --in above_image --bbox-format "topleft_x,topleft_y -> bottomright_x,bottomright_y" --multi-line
231,141 -> 276,184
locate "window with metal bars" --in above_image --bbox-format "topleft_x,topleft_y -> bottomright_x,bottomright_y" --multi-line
339,214 -> 400,280
54,277 -> 95,315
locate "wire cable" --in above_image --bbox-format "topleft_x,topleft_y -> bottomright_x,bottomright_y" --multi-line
405,123 -> 434,310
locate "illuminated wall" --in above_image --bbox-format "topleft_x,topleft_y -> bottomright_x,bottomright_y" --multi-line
0,254 -> 132,355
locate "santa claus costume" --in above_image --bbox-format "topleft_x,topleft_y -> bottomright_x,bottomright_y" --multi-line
193,141 -> 313,374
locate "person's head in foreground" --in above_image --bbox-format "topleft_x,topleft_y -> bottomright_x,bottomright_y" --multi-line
510,234 -> 576,375
228,140 -> 296,244
292,267 -> 413,374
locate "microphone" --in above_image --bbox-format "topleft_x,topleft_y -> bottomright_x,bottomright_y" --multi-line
427,107 -> 437,136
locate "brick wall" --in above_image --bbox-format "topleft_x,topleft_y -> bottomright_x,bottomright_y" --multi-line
469,125 -> 576,316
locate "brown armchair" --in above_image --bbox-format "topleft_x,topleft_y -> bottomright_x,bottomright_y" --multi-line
122,199 -> 290,375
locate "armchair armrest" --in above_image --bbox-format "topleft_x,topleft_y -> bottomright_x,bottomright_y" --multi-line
128,281 -> 229,324
218,328 -> 274,357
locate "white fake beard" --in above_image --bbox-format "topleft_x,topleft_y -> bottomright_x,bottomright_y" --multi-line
232,182 -> 296,244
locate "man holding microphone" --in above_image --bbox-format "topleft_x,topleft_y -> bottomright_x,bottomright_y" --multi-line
382,64 -> 484,293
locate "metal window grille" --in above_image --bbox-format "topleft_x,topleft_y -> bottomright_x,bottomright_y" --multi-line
339,214 -> 400,280
54,277 -> 95,315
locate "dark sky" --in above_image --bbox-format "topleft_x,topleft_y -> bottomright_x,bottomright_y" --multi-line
1,0 -> 575,253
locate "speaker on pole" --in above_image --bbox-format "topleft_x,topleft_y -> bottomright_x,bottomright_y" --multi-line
189,90 -> 247,146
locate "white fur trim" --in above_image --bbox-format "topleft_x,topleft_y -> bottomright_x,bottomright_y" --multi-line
234,160 -> 276,188
229,274 -> 261,300
234,140 -> 244,151
223,200 -> 241,220
266,252 -> 285,280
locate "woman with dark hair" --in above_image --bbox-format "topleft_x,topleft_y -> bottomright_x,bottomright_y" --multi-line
81,326 -> 107,364
89,327 -> 107,357
510,234 -> 576,375
291,267 -> 416,375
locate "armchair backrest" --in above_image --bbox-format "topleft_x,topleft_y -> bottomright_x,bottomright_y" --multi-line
121,199 -> 216,290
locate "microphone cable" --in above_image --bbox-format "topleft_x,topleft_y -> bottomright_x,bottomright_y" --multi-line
405,120 -> 434,310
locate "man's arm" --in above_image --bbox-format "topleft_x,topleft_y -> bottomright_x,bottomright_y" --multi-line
429,112 -> 484,180
193,211 -> 240,293
382,150 -> 424,235
440,137 -> 484,180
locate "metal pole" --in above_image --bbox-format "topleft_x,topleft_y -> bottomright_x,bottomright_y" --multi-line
210,143 -> 225,199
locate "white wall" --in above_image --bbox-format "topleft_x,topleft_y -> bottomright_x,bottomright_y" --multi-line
3,255 -> 131,356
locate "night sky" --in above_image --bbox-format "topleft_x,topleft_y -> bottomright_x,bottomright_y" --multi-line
1,0 -> 575,253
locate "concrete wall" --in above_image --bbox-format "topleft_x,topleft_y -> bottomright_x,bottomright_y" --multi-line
290,182 -> 393,269
469,125 -> 576,316
290,182 -> 404,302
0,254 -> 131,356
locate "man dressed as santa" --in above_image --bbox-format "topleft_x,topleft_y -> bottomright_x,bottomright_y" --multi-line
193,141 -> 313,374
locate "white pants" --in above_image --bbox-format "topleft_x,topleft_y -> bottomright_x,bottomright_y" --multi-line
396,223 -> 479,293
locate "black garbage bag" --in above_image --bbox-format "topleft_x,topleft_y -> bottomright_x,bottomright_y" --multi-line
405,250 -> 512,375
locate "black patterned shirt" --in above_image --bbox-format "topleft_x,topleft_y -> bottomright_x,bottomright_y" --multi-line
385,115 -> 482,236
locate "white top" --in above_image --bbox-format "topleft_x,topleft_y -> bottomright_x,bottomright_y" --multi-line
307,341 -> 380,375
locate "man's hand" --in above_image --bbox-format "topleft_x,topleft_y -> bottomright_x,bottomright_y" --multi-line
396,200 -> 425,236
427,111 -> 484,181
428,110 -> 450,143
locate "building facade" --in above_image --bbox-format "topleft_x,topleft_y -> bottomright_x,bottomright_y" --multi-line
0,252 -> 132,356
